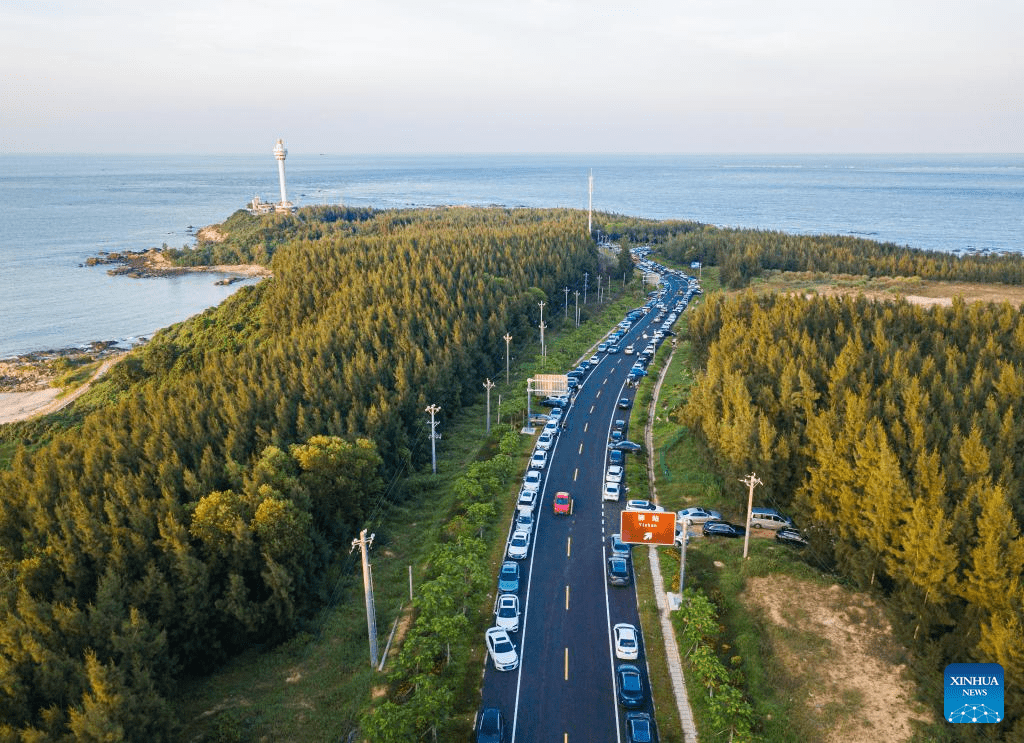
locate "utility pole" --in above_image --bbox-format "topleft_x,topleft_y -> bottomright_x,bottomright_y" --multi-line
351,529 -> 378,668
483,378 -> 495,433
426,404 -> 441,474
503,333 -> 512,385
574,290 -> 580,327
584,272 -> 589,304
538,301 -> 546,359
564,286 -> 570,318
539,321 -> 547,367
597,274 -> 603,303
740,472 -> 763,559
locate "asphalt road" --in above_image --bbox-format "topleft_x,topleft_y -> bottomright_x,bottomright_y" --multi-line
481,271 -> 689,742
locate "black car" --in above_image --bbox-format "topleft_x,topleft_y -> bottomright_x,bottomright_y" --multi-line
776,527 -> 809,547
616,664 -> 646,708
618,397 -> 631,409
607,557 -> 631,586
625,712 -> 657,743
476,707 -> 505,743
702,520 -> 747,538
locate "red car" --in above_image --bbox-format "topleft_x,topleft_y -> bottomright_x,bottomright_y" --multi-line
553,491 -> 573,515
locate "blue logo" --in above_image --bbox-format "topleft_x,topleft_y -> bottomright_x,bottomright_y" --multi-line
944,663 -> 1003,723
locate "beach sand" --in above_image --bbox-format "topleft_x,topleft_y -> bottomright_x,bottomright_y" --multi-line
0,388 -> 63,425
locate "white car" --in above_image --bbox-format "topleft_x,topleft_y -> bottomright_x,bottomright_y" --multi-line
603,482 -> 622,501
589,354 -> 600,365
523,469 -> 542,493
530,449 -> 548,470
624,345 -> 635,355
507,529 -> 531,559
485,627 -> 519,671
676,507 -> 722,525
515,510 -> 534,535
517,488 -> 537,510
536,431 -> 554,450
495,594 -> 520,632
606,465 -> 624,484
549,407 -> 563,422
626,499 -> 665,512
543,419 -> 559,436
614,623 -> 640,660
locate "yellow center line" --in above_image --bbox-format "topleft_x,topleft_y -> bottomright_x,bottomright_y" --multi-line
564,647 -> 569,680
565,585 -> 570,611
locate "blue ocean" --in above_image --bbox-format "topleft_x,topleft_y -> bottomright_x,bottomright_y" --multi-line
2,153 -> 1022,358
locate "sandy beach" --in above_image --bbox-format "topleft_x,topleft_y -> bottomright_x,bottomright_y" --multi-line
0,388 -> 63,425
0,352 -> 123,425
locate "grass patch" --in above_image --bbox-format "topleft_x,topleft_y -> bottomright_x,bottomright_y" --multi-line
633,548 -> 685,743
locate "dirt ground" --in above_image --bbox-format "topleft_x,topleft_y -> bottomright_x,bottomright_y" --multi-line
749,270 -> 1024,308
743,574 -> 932,743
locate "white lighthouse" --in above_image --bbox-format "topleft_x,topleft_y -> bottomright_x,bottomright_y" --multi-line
273,138 -> 293,212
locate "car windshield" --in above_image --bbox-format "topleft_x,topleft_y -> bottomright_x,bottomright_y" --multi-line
501,565 -> 516,577
494,640 -> 514,653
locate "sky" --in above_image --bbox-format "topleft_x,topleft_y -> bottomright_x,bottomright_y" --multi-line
2,0 -> 1022,154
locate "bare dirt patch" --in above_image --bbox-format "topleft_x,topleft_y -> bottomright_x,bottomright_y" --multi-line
743,574 -> 931,743
748,270 -> 1024,307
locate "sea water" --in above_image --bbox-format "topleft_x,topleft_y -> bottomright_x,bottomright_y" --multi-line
2,153 -> 1022,358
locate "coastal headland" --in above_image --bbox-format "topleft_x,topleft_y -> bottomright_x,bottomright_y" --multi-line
86,246 -> 271,282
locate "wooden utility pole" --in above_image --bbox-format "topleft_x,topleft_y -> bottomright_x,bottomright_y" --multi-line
740,472 -> 763,559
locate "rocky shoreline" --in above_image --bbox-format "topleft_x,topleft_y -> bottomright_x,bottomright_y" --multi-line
85,247 -> 271,281
0,341 -> 130,393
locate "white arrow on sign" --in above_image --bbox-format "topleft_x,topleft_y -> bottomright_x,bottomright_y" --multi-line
643,532 -> 653,541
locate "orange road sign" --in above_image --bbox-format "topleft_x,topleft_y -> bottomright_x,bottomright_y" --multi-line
620,510 -> 677,545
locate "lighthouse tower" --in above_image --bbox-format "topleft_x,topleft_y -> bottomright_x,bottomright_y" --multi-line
273,138 -> 292,212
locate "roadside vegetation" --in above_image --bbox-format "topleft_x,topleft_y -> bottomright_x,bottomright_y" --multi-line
642,247 -> 1022,741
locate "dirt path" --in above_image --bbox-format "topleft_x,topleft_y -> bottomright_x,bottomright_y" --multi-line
0,354 -> 122,425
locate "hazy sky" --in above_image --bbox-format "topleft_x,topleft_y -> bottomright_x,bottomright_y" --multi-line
3,0 -> 1021,153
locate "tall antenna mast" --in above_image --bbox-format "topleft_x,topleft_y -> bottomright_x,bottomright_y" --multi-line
588,169 -> 593,236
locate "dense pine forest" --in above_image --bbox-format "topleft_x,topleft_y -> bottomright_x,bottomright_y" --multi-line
0,207 -> 598,740
678,291 -> 1023,739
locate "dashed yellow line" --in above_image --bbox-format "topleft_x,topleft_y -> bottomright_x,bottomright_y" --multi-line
566,537 -> 571,557
564,647 -> 569,680
565,585 -> 570,611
